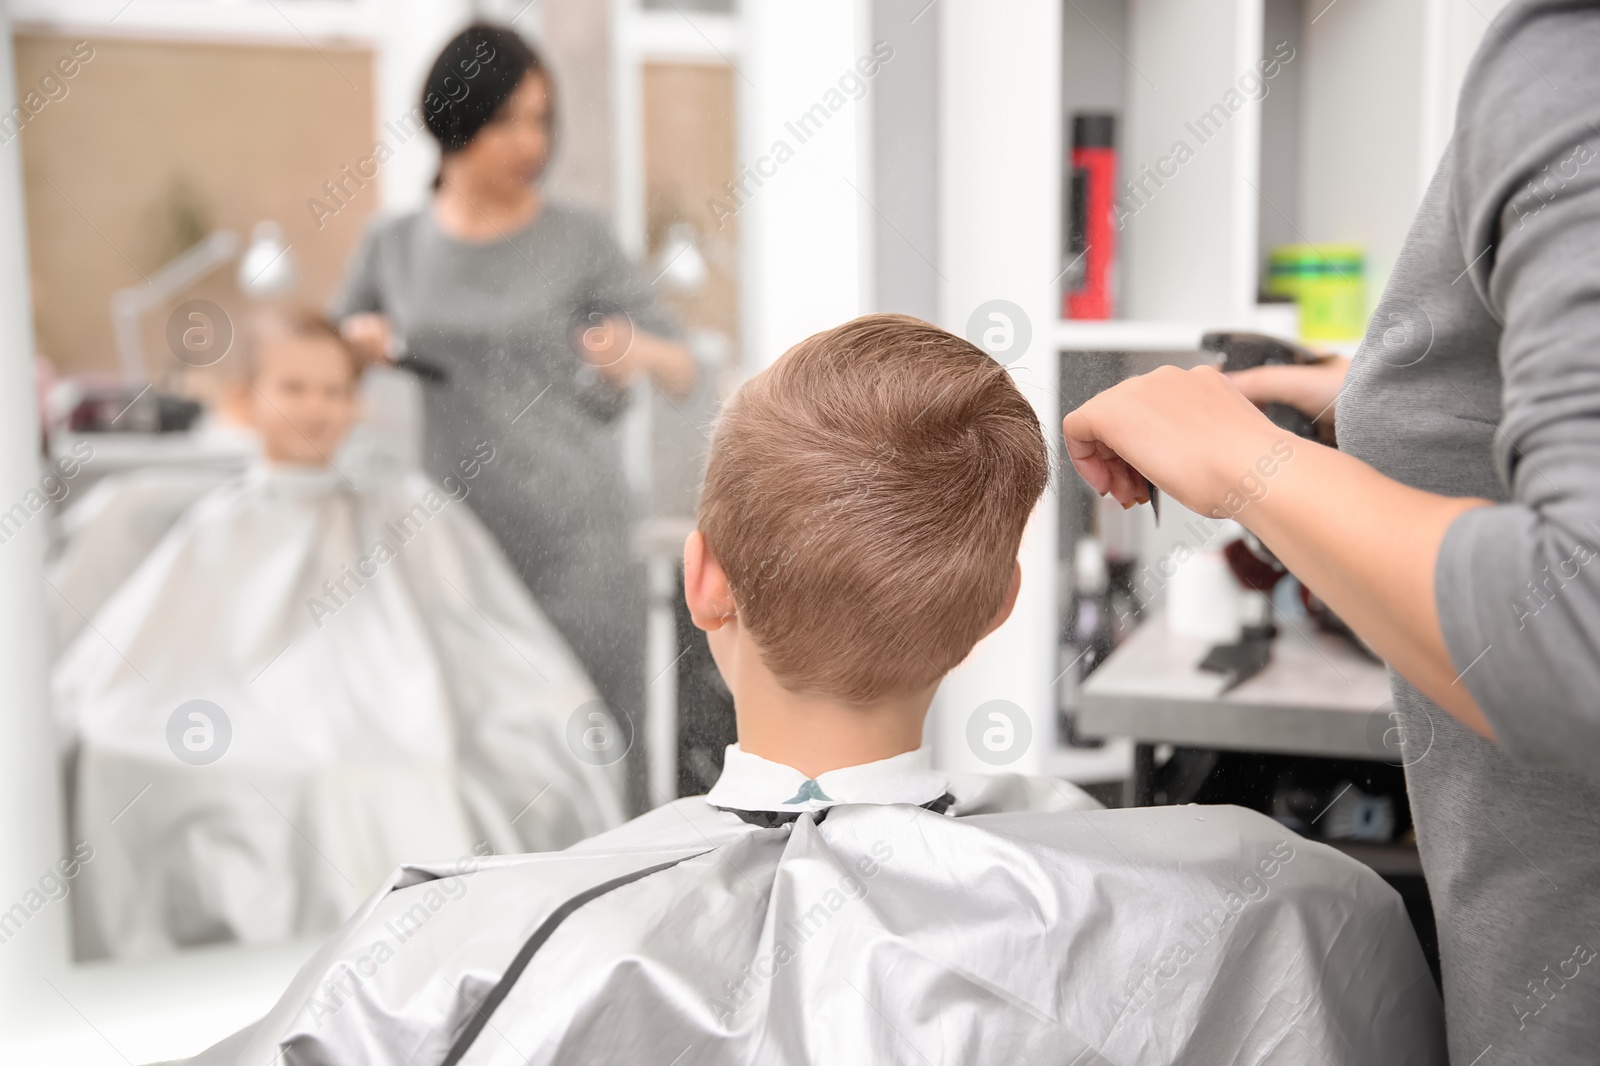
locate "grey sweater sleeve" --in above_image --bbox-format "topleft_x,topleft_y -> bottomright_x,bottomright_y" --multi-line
566,210 -> 685,422
1436,2 -> 1600,773
328,217 -> 390,321
572,211 -> 681,342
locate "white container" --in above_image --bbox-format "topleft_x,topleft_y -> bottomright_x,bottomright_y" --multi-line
1167,546 -> 1242,643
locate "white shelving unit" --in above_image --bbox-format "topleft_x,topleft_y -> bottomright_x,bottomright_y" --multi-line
1053,0 -> 1514,352
934,0 -> 1515,788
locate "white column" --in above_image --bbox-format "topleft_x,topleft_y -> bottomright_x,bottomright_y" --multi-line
1229,0 -> 1265,322
735,0 -> 873,373
0,0 -> 72,1028
375,0 -> 475,214
933,0 -> 1061,776
609,0 -> 645,256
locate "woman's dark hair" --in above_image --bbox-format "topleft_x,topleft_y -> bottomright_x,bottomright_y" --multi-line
422,23 -> 555,185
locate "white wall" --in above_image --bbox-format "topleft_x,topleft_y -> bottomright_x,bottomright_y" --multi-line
1121,0 -> 1262,322
868,0 -> 938,323
932,0 -> 1061,776
1298,0 -> 1513,316
735,0 -> 872,372
1419,0 -> 1515,194
374,0 -> 475,214
1298,0 -> 1428,315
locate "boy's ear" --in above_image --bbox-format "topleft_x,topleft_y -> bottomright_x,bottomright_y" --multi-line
683,529 -> 737,632
978,561 -> 1023,640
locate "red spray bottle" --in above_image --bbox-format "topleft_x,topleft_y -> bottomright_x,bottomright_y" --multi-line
1063,113 -> 1117,320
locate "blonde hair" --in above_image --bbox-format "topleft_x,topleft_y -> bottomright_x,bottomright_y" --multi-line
240,306 -> 363,383
698,314 -> 1048,703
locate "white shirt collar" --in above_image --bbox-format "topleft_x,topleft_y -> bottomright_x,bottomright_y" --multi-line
248,460 -> 344,495
704,743 -> 950,814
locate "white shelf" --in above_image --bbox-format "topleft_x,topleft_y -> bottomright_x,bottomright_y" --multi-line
1054,309 -> 1313,354
1055,319 -> 1213,352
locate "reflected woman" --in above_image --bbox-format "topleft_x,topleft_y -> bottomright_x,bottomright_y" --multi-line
333,23 -> 695,811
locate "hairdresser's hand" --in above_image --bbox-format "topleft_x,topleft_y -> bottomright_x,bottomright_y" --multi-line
574,316 -> 697,397
1227,354 -> 1349,441
341,313 -> 395,367
1063,364 -> 1288,516
574,315 -> 637,387
633,331 -> 698,397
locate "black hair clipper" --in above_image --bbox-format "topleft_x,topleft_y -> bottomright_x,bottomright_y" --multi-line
1200,330 -> 1321,439
1147,332 -> 1320,525
390,336 -> 450,384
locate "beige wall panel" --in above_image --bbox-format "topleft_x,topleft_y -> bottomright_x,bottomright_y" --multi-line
12,34 -> 374,377
641,62 -> 736,343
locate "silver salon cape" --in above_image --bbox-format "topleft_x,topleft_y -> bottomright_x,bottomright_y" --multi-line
176,745 -> 1444,1065
53,463 -> 626,959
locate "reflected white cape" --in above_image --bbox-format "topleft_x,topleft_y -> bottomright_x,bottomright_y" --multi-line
175,769 -> 1444,1066
53,464 -> 626,959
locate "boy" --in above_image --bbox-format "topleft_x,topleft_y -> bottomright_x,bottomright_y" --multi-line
55,309 -> 623,960
177,316 -> 1442,1064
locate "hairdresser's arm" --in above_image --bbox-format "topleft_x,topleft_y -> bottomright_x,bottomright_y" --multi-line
331,219 -> 395,367
634,331 -> 698,397
1063,367 -> 1495,738
574,317 -> 696,397
580,215 -> 698,398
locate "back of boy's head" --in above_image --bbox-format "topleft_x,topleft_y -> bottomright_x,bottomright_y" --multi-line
699,313 -> 1048,704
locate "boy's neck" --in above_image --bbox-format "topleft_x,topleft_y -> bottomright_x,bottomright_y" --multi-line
729,656 -> 935,780
260,449 -> 332,467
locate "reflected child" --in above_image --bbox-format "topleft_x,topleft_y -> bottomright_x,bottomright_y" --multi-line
52,309 -> 625,961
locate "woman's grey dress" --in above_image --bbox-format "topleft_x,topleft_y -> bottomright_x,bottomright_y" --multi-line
333,202 -> 676,809
1335,2 -> 1600,1060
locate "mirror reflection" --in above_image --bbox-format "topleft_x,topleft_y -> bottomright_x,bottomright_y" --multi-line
25,12 -> 734,960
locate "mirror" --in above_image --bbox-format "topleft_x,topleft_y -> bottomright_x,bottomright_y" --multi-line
5,0 -> 745,1002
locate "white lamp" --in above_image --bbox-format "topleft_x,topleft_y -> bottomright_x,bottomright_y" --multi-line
236,220 -> 297,298
110,221 -> 299,383
654,223 -> 707,295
